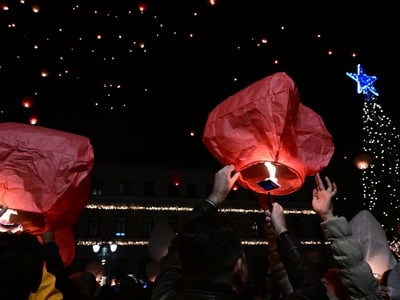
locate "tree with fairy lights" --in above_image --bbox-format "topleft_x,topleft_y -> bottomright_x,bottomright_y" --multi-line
346,64 -> 400,257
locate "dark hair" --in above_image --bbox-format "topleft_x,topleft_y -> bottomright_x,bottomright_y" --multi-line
0,231 -> 45,298
176,213 -> 243,281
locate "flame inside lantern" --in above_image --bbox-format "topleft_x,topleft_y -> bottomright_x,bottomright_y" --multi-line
256,162 -> 281,191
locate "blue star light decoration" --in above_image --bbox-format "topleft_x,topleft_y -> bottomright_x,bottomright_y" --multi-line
346,64 -> 379,99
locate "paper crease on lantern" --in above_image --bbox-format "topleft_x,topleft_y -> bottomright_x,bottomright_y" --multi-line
0,122 -> 94,266
203,72 -> 334,196
349,209 -> 397,278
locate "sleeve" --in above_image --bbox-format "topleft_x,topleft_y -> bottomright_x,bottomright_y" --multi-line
276,231 -> 328,300
321,216 -> 381,300
265,224 -> 293,296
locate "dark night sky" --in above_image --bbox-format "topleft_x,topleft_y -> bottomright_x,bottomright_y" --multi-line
1,1 -> 398,171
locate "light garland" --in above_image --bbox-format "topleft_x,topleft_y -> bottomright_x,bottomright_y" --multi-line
85,203 -> 316,215
77,239 -> 327,247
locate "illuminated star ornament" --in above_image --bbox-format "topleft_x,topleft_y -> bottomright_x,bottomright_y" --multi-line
346,64 -> 379,99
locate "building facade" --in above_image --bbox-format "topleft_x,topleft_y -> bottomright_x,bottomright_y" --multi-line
71,161 -> 326,285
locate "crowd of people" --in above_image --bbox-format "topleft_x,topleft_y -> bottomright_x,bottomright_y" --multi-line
0,164 -> 398,299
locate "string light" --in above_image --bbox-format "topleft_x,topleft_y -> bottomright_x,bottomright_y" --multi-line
85,203 -> 316,215
77,238 -> 327,247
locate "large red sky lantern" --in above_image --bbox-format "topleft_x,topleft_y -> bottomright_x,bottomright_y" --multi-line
203,72 -> 334,199
0,122 -> 94,266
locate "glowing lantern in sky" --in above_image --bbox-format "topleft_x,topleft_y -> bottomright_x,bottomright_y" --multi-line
138,2 -> 147,12
32,4 -> 40,13
21,96 -> 34,108
203,72 -> 334,198
40,69 -> 49,77
29,114 -> 38,125
354,152 -> 372,170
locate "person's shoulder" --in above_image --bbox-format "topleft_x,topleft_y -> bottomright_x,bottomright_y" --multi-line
29,270 -> 64,300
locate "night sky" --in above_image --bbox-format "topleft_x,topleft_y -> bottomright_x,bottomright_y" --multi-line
1,1 -> 398,170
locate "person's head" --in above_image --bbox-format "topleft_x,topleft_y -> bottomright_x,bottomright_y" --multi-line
84,259 -> 105,284
176,213 -> 248,294
0,231 -> 44,298
69,271 -> 99,298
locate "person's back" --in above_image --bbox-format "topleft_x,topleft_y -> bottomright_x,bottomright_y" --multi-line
176,212 -> 249,299
0,231 -> 45,300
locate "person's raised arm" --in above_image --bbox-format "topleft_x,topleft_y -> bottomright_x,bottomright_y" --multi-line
191,164 -> 240,218
207,164 -> 240,207
265,202 -> 288,237
311,173 -> 337,222
151,164 -> 240,300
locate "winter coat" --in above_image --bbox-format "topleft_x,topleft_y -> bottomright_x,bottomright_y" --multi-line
321,216 -> 381,300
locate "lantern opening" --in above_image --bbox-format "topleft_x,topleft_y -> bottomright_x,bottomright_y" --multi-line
240,161 -> 302,196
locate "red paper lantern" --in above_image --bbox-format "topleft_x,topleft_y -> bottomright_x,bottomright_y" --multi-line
203,72 -> 334,197
0,122 -> 94,266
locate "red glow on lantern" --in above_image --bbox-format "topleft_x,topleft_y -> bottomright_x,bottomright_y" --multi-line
1,3 -> 9,10
354,153 -> 372,170
29,115 -> 38,125
172,174 -> 181,186
138,3 -> 147,12
32,4 -> 40,13
21,96 -> 34,108
40,69 -> 49,77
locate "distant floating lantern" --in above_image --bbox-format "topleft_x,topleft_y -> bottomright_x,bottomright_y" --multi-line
21,96 -> 34,108
172,174 -> 181,186
354,153 -> 372,170
29,114 -> 39,125
138,2 -> 147,12
203,72 -> 334,198
32,4 -> 40,13
40,69 -> 49,77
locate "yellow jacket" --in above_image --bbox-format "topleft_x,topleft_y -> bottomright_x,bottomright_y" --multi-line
29,270 -> 63,300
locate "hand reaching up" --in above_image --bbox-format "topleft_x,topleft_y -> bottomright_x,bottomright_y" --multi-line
312,173 -> 337,222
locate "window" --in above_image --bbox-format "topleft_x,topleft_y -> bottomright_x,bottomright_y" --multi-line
91,178 -> 104,196
88,216 -> 99,237
115,216 -> 126,237
117,180 -> 130,196
144,181 -> 155,196
142,216 -> 153,237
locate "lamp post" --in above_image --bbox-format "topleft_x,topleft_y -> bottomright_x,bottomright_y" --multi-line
92,242 -> 118,285
92,242 -> 118,267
